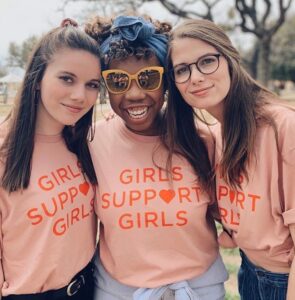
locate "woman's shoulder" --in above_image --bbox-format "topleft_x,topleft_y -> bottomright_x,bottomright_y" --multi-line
262,101 -> 295,153
264,101 -> 295,130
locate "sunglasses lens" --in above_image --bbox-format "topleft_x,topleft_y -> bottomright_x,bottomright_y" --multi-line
105,72 -> 129,93
138,69 -> 161,90
103,67 -> 163,93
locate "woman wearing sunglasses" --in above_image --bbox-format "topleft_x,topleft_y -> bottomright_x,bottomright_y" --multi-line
165,19 -> 295,300
85,15 -> 228,300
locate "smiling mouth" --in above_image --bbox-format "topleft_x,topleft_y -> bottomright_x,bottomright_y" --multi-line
62,103 -> 83,113
192,85 -> 214,94
126,107 -> 149,119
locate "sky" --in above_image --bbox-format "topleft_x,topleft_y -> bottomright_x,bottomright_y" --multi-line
0,0 -> 64,62
1,0 -> 293,66
0,0 -> 175,64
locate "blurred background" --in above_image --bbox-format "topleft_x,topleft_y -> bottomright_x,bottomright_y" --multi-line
0,0 -> 294,105
0,1 -> 294,298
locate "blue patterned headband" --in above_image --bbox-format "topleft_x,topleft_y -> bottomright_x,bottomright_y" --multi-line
100,15 -> 168,66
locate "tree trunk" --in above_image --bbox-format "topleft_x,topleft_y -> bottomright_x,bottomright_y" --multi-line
257,37 -> 271,86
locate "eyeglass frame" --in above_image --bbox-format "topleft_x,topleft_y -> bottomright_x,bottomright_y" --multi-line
170,53 -> 222,84
102,66 -> 164,94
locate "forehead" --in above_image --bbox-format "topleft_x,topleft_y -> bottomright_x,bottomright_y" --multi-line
108,55 -> 161,73
171,37 -> 218,65
47,48 -> 101,78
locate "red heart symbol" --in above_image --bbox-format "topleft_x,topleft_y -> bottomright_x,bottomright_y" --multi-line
159,189 -> 175,204
79,182 -> 90,195
229,190 -> 235,203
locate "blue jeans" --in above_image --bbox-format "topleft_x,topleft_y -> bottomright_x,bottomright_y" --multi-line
238,250 -> 289,300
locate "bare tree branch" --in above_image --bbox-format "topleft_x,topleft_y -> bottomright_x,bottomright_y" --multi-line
235,0 -> 294,84
236,0 -> 259,35
154,0 -> 223,20
261,0 -> 271,27
269,0 -> 292,35
236,0 -> 293,37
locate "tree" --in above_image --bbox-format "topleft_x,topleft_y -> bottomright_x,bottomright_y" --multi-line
235,0 -> 293,85
143,0 -> 223,21
21,36 -> 39,68
7,42 -> 22,67
58,0 -> 146,19
0,66 -> 7,78
271,15 -> 295,82
6,35 -> 39,68
59,0 -> 225,21
59,0 -> 293,85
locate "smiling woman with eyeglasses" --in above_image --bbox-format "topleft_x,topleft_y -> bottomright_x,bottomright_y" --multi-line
165,18 -> 295,300
85,15 -> 228,300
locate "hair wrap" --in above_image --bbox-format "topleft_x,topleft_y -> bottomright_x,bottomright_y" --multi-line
100,16 -> 168,66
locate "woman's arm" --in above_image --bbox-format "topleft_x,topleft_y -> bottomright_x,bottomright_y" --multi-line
287,223 -> 295,300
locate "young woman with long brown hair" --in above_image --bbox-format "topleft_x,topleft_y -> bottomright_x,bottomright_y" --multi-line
165,19 -> 295,300
0,19 -> 101,300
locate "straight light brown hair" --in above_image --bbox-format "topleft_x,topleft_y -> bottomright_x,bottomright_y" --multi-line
166,19 -> 282,189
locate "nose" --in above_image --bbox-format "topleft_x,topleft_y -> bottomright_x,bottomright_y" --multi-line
189,64 -> 205,84
124,79 -> 145,101
70,84 -> 86,102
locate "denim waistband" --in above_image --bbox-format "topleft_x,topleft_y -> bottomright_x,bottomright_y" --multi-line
240,250 -> 289,279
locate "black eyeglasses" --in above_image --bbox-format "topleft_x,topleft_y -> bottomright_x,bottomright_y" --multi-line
170,53 -> 221,84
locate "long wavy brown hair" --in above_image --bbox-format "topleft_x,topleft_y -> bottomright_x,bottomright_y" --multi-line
166,19 -> 283,189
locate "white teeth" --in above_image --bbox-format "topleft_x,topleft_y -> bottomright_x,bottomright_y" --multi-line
127,107 -> 148,119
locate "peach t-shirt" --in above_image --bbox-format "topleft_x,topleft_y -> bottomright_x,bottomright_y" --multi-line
0,134 -> 97,296
214,105 -> 295,272
90,117 -> 219,288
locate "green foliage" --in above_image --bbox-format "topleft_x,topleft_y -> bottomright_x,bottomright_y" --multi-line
21,36 -> 39,68
7,42 -> 22,67
225,262 -> 239,275
0,65 -> 7,78
221,247 -> 239,256
271,15 -> 295,82
225,294 -> 240,300
7,35 -> 39,68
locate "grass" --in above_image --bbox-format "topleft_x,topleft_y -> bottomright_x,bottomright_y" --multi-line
0,104 -> 12,118
216,223 -> 240,299
221,248 -> 240,298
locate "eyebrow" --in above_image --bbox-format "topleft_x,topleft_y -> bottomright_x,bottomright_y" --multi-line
59,71 -> 100,81
173,52 -> 220,68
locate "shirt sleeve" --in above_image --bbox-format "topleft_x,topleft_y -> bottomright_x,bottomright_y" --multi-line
282,147 -> 295,225
280,110 -> 295,225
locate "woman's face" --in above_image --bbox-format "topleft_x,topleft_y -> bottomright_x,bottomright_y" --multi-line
170,37 -> 231,122
37,48 -> 100,135
105,55 -> 165,136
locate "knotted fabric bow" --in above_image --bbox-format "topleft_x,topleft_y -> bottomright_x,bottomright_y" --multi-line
133,280 -> 200,300
100,15 -> 168,66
